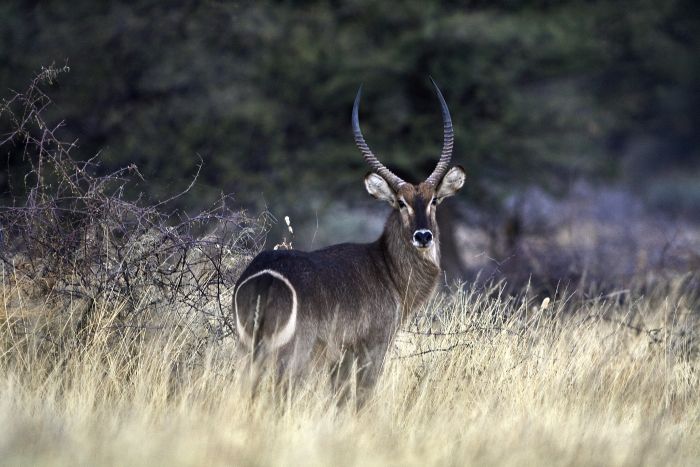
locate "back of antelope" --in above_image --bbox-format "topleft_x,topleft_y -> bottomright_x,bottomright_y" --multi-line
233,79 -> 466,399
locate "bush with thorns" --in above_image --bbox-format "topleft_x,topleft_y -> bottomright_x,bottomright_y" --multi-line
0,67 -> 267,364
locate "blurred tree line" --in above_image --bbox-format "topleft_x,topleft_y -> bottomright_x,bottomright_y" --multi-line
1,0 -> 698,223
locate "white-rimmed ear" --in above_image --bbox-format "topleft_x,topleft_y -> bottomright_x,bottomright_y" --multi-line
435,166 -> 466,201
365,172 -> 397,206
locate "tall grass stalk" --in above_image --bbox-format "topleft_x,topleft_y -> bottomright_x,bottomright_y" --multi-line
1,274 -> 698,466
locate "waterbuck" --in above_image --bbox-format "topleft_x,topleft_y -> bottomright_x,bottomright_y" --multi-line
233,79 -> 465,398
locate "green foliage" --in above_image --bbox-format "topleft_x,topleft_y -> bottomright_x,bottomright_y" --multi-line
1,0 -> 698,216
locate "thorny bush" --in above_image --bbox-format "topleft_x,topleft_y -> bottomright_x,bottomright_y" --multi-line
0,66 -> 267,358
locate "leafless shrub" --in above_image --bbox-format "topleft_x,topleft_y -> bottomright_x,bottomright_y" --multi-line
0,66 -> 267,360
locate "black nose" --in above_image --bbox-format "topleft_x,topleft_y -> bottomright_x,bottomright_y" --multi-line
413,229 -> 433,246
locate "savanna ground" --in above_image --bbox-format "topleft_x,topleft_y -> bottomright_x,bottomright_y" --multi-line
1,68 -> 699,466
1,268 -> 698,466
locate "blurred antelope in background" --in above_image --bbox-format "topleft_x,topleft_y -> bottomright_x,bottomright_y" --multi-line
233,79 -> 466,399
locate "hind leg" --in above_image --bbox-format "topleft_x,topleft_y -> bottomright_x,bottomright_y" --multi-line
329,348 -> 356,405
272,322 -> 317,400
238,338 -> 314,402
236,340 -> 267,400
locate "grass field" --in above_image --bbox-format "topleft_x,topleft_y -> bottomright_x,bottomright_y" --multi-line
1,274 -> 698,466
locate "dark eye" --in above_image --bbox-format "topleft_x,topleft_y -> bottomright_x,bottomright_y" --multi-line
398,200 -> 407,209
431,198 -> 438,206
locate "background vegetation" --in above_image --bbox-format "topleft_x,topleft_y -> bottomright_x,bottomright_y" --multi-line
2,0 -> 698,211
2,0 -> 699,287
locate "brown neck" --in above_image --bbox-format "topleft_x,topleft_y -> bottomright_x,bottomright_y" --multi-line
378,211 -> 441,320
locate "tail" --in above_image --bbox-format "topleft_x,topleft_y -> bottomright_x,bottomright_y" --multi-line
233,269 -> 298,354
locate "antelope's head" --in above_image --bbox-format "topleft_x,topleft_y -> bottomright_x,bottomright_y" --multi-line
353,79 -> 466,252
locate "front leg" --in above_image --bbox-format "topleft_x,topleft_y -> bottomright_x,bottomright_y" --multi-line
329,343 -> 386,409
354,332 -> 393,408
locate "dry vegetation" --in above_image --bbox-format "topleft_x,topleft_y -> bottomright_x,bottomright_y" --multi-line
1,273 -> 699,466
2,68 -> 699,466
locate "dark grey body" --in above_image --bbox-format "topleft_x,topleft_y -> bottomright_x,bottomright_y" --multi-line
233,78 -> 465,399
233,211 -> 440,394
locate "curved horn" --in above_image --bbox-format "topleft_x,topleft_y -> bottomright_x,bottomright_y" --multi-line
352,86 -> 405,190
425,77 -> 454,186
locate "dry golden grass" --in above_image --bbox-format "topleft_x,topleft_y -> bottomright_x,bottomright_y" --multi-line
1,276 -> 698,466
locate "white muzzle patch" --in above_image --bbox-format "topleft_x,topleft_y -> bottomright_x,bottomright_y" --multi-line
412,229 -> 434,249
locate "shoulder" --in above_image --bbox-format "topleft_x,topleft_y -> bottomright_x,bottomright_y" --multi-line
313,242 -> 376,258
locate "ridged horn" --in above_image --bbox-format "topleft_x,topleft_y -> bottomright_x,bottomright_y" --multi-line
352,86 -> 405,190
424,77 -> 454,186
